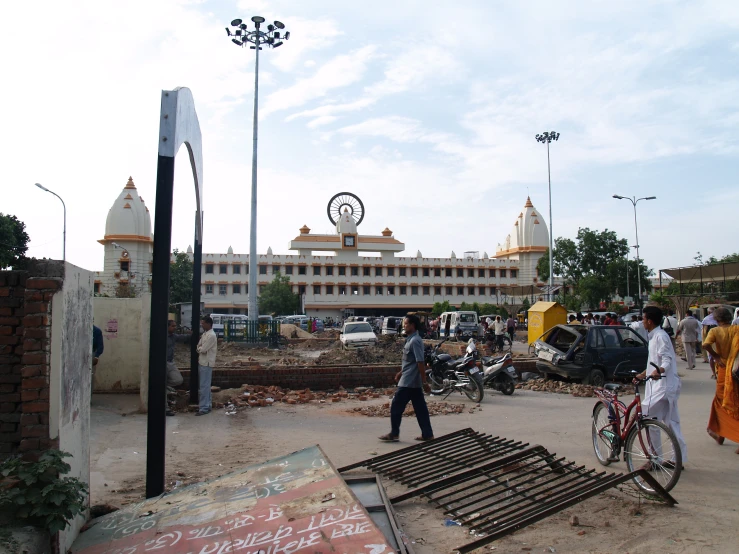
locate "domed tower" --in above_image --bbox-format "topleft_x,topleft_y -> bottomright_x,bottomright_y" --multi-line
494,196 -> 549,284
95,177 -> 153,295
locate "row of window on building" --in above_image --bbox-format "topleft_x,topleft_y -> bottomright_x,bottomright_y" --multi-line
204,283 -> 504,297
204,263 -> 517,279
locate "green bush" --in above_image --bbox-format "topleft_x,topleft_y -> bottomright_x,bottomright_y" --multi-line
0,450 -> 88,534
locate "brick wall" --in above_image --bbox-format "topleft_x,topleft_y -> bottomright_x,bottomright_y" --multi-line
179,364 -> 399,391
0,270 -> 62,459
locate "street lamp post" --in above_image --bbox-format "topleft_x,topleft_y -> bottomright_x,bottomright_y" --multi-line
535,132 -> 560,301
34,183 -> 66,263
612,195 -> 656,313
226,16 -> 289,321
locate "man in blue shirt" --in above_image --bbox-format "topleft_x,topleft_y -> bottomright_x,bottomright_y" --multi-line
379,314 -> 434,442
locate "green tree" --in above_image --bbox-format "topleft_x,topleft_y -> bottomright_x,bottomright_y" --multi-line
170,249 -> 194,304
0,214 -> 30,269
258,271 -> 299,315
519,297 -> 530,313
431,300 -> 453,317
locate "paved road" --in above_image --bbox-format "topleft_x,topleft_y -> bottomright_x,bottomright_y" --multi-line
89,361 -> 738,552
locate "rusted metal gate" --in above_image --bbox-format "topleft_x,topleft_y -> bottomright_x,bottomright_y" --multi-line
339,428 -> 676,553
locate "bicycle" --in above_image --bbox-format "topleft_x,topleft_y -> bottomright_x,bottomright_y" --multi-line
484,332 -> 512,355
591,365 -> 682,494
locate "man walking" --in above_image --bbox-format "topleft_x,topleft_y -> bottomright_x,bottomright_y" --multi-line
493,315 -> 507,351
506,315 -> 517,342
165,320 -> 189,416
379,315 -> 433,442
636,306 -> 687,468
675,310 -> 701,370
195,316 -> 217,416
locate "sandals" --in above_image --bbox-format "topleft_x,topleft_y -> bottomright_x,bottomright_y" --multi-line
707,428 -> 725,445
378,434 -> 399,442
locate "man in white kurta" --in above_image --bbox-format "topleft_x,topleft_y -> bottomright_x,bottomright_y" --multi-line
637,307 -> 688,466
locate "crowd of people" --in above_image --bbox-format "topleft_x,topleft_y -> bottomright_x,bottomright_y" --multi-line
631,305 -> 739,463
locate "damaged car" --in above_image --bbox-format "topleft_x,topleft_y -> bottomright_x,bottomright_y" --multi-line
533,324 -> 649,387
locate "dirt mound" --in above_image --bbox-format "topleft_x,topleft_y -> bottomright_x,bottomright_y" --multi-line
312,335 -> 404,365
518,379 -> 635,397
290,338 -> 337,350
280,323 -> 314,339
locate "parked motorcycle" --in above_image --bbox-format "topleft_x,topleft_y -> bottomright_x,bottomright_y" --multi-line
481,352 -> 518,395
425,339 -> 484,403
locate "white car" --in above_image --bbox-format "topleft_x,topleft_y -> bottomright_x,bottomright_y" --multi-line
340,322 -> 378,350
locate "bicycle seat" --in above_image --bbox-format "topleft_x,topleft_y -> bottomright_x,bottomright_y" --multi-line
604,383 -> 621,391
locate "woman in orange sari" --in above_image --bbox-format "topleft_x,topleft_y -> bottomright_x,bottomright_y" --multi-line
703,307 -> 739,453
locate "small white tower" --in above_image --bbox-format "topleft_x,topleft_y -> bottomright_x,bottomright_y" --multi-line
95,177 -> 153,295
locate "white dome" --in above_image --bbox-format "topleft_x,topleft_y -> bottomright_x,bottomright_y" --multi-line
336,208 -> 358,235
104,177 -> 151,238
519,197 -> 549,248
501,197 -> 548,251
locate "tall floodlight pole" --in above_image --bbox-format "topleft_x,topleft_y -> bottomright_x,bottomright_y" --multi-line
34,183 -> 66,262
613,195 -> 656,313
535,132 -> 560,301
226,16 -> 289,321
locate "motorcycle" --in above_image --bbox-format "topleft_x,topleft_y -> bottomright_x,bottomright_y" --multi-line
481,352 -> 518,395
425,339 -> 484,403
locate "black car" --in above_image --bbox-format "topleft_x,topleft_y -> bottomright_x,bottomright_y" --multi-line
533,324 -> 648,387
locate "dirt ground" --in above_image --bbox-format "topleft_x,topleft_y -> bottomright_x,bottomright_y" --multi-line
89,358 -> 739,553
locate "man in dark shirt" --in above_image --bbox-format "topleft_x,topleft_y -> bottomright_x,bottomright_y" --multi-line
379,315 -> 434,442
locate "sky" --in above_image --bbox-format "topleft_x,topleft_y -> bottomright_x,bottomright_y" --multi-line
2,0 -> 738,275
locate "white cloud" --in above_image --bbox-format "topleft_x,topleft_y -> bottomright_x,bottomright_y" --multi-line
261,45 -> 377,116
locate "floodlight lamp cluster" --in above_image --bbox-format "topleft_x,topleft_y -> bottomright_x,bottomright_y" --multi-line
225,16 -> 290,49
535,131 -> 560,144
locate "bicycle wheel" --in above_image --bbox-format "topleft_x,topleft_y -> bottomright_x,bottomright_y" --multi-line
502,335 -> 512,352
591,403 -> 616,466
624,419 -> 682,493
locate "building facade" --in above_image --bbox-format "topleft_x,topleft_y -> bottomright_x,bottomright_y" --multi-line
97,181 -> 552,317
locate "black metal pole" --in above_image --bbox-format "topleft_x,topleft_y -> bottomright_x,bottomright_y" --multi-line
190,211 -> 203,405
146,154 -> 176,498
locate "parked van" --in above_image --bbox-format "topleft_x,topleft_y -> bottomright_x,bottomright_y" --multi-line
382,316 -> 403,335
210,313 -> 248,338
439,311 -> 479,341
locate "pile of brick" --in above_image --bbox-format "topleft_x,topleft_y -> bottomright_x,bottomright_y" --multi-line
517,379 -> 635,397
210,384 -> 396,410
348,402 -> 470,418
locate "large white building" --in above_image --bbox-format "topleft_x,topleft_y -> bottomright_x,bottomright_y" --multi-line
96,181 -> 553,317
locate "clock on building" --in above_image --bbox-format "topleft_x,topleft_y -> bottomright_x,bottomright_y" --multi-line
343,235 -> 355,247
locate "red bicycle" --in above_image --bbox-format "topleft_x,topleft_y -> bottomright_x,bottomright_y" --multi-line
591,369 -> 682,493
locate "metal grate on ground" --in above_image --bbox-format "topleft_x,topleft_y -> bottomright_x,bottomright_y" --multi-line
339,428 -> 677,553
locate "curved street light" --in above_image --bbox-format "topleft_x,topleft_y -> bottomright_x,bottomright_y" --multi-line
34,183 -> 66,263
535,131 -> 560,300
226,16 -> 290,321
612,195 -> 656,313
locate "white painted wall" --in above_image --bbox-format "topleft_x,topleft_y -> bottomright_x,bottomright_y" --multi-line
92,296 -> 150,399
49,262 -> 93,552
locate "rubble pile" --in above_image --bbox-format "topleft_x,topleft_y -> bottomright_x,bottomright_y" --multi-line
348,402 -> 470,418
312,335 -> 404,365
290,338 -> 337,351
210,384 -> 397,410
517,379 -> 635,397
